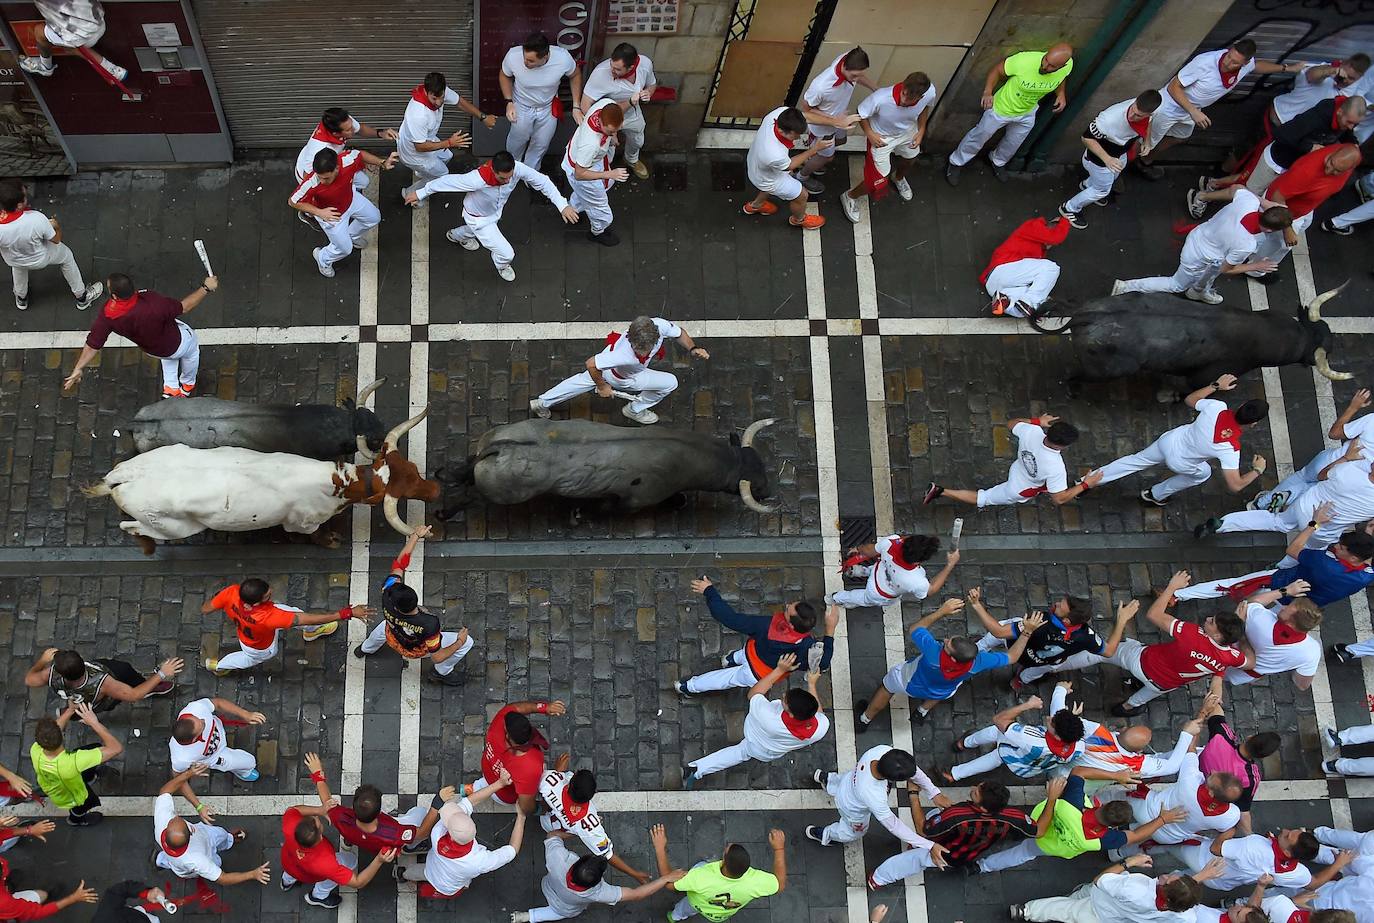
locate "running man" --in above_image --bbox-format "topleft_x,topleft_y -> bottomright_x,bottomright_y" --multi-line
743,106 -> 831,230
18,0 -> 127,82
512,830 -> 679,922
925,413 -> 1098,509
1058,91 -> 1160,228
829,533 -> 959,610
397,71 -> 484,198
293,107 -> 397,184
154,764 -> 271,888
474,699 -> 566,813
561,98 -> 628,246
168,696 -> 266,781
289,147 -> 398,278
806,745 -> 949,865
796,47 -> 875,193
651,823 -> 785,922
201,577 -> 370,675
396,776 -> 523,899
25,646 -> 179,713
538,755 -> 650,882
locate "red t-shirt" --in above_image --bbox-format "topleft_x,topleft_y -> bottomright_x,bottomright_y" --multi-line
209,585 -> 299,650
85,290 -> 184,356
280,808 -> 354,886
1266,144 -> 1354,219
328,805 -> 418,852
481,705 -> 546,805
0,858 -> 60,920
979,217 -> 1072,285
290,150 -> 366,213
1139,619 -> 1246,690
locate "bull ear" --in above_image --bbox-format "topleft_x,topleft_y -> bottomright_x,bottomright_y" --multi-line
729,433 -> 741,447
342,398 -> 356,410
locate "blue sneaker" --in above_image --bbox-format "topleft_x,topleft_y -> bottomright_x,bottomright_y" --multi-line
238,769 -> 260,782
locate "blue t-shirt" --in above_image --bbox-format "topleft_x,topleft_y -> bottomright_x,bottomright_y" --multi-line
1272,547 -> 1374,607
904,627 -> 1009,700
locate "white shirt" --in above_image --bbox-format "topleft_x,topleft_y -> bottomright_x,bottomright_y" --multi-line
747,108 -> 794,187
1337,414 -> 1374,463
1005,421 -> 1068,494
1262,894 -> 1308,923
802,54 -> 860,136
1313,871 -> 1374,923
1160,398 -> 1244,470
832,745 -> 935,849
1241,603 -> 1320,678
1157,50 -> 1256,122
537,836 -> 622,918
538,770 -> 612,857
867,535 -> 930,601
398,87 -> 461,163
743,694 -> 829,759
1273,64 -> 1342,124
566,98 -> 619,171
1299,460 -> 1374,529
1088,98 -> 1143,147
593,316 -> 679,379
415,161 -> 568,218
38,0 -> 104,46
1186,189 -> 1264,268
1141,752 -> 1239,843
423,798 -> 517,895
1203,834 -> 1314,891
502,46 -> 577,111
294,117 -> 360,182
0,209 -> 56,268
858,83 -> 936,142
1090,871 -> 1196,923
583,55 -> 657,105
153,793 -> 224,881
168,698 -> 229,772
1077,720 -> 1195,778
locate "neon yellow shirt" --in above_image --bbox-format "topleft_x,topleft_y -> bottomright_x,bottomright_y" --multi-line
993,51 -> 1072,117
675,861 -> 780,922
30,743 -> 100,809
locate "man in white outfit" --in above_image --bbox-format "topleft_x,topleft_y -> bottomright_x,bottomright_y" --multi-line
168,696 -> 266,781
839,72 -> 936,220
1257,389 -> 1374,513
1090,375 -> 1268,506
405,151 -> 578,282
796,47 -> 875,193
538,757 -> 650,883
1271,57 -> 1370,127
500,32 -> 583,169
1108,750 -> 1243,850
1322,172 -> 1374,236
743,106 -> 831,229
395,777 -> 524,898
289,147 -> 398,278
1168,829 -> 1329,893
530,315 -> 708,425
0,179 -> 100,311
397,71 -> 488,199
562,98 -> 629,246
510,832 -> 678,922
580,43 -> 658,180
1058,91 -> 1159,228
683,653 -> 829,787
1110,189 -> 1290,303
828,533 -> 958,609
1012,854 -> 1219,923
925,414 -> 1098,509
18,0 -> 127,82
293,107 -> 397,185
153,764 -> 270,888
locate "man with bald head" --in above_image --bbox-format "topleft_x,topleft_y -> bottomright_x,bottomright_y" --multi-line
1070,694 -> 1213,784
946,43 -> 1072,186
154,764 -> 271,888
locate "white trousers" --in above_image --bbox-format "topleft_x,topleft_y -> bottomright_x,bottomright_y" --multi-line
871,844 -> 938,885
950,725 -> 1008,780
985,258 -> 1060,313
978,838 -> 1045,872
506,104 -> 558,169
1040,639 -> 1166,707
1064,154 -> 1121,213
622,105 -> 647,164
1095,436 -> 1212,501
1332,725 -> 1374,776
949,109 -> 1037,168
1215,487 -> 1347,548
1255,446 -> 1340,512
819,772 -> 873,845
158,320 -> 200,391
684,649 -> 753,693
317,194 -> 381,270
401,148 -> 452,198
359,622 -> 474,675
217,635 -> 280,671
1024,885 -> 1102,923
563,160 -> 615,234
282,847 -> 356,899
539,367 -> 677,414
1252,212 -> 1312,268
1173,570 -> 1275,601
203,746 -> 257,779
1331,175 -> 1374,229
690,737 -> 786,778
1314,826 -> 1374,876
9,241 -> 86,298
452,211 -> 515,268
156,824 -> 235,879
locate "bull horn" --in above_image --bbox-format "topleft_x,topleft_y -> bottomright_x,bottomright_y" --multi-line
1314,347 -> 1354,381
1306,281 -> 1349,323
382,405 -> 429,452
382,495 -> 416,536
741,417 -> 777,449
357,377 -> 386,406
739,479 -> 778,514
355,435 -> 377,462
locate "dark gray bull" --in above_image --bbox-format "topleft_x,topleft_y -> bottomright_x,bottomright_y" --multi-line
1031,284 -> 1352,390
130,379 -> 391,461
435,418 -> 778,516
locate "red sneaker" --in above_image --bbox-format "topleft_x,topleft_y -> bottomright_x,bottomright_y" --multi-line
988,295 -> 1010,316
789,213 -> 825,230
742,200 -> 778,216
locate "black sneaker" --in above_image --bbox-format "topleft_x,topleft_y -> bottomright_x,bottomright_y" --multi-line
67,811 -> 103,827
1134,161 -> 1165,181
923,482 -> 944,505
804,825 -> 825,844
944,164 -> 962,187
392,864 -> 408,881
402,836 -> 431,854
280,876 -> 299,891
987,158 -> 1009,182
353,644 -> 370,659
1010,904 -> 1027,921
304,890 -> 342,909
799,174 -> 825,195
587,227 -> 620,247
1193,517 -> 1223,539
1332,643 -> 1355,665
1057,205 -> 1086,229
428,669 -> 466,686
811,769 -> 829,790
675,680 -> 697,698
1251,271 -> 1280,286
1324,759 -> 1340,774
1328,727 -> 1343,749
1322,219 -> 1354,236
1110,701 -> 1145,718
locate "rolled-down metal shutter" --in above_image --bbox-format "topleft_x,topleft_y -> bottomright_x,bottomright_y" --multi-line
189,0 -> 474,151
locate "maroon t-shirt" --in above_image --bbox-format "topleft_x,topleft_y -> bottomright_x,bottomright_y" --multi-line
85,291 -> 184,356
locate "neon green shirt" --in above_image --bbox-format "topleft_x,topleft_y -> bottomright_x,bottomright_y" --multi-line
674,861 -> 780,922
30,743 -> 100,809
993,51 -> 1072,117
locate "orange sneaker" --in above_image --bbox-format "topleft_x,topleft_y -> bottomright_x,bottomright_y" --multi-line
161,385 -> 185,399
742,200 -> 778,216
988,295 -> 1010,316
179,382 -> 195,396
789,213 -> 825,230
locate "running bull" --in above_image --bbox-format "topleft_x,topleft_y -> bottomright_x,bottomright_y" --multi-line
1031,284 -> 1352,390
435,418 -> 779,516
129,378 -> 391,461
84,408 -> 434,553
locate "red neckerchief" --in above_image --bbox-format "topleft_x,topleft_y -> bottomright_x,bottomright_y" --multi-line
832,58 -> 849,88
1196,784 -> 1228,816
1044,730 -> 1076,759
0,207 -> 25,225
1080,806 -> 1110,839
766,611 -> 808,645
104,293 -> 140,319
773,123 -> 794,149
1155,884 -> 1171,911
1128,112 -> 1151,140
586,109 -> 612,137
1332,549 -> 1369,572
1212,410 -> 1243,449
560,788 -> 590,824
615,57 -> 640,82
1239,212 -> 1264,234
1272,619 -> 1307,646
1332,96 -> 1349,130
780,710 -> 819,740
160,829 -> 189,857
1290,910 -> 1312,923
604,330 -> 663,363
892,84 -> 917,107
888,541 -> 919,571
939,650 -> 976,679
178,714 -> 207,744
1219,56 -> 1242,89
311,122 -> 344,144
477,161 -> 503,186
566,869 -> 591,892
436,834 -> 474,859
1271,835 -> 1299,872
411,86 -> 440,110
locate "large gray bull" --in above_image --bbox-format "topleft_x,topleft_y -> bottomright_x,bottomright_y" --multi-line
129,379 -> 391,461
435,418 -> 778,517
1030,285 -> 1351,391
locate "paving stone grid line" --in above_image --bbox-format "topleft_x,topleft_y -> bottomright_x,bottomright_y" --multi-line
0,158 -> 1372,923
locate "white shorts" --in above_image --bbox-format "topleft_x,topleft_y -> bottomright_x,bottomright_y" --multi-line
752,171 -> 803,201
870,135 -> 920,177
882,661 -> 911,696
1148,112 -> 1195,149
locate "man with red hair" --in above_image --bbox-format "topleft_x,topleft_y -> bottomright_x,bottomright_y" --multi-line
563,98 -> 629,246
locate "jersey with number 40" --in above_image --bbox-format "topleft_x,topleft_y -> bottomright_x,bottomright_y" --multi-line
539,770 -> 613,857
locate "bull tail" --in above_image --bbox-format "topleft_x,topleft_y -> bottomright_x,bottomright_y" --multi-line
80,482 -> 112,499
1028,302 -> 1073,335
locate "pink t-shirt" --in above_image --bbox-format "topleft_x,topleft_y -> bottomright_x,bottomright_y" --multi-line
1198,716 -> 1262,811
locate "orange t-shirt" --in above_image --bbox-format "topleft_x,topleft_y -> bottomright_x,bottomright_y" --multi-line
209,585 -> 298,650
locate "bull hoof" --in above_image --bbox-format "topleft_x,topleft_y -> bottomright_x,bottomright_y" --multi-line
1155,388 -> 1180,404
134,535 -> 156,556
309,530 -> 341,549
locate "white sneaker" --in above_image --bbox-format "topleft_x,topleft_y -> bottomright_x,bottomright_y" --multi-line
511,914 -> 532,923
1185,188 -> 1206,219
1110,280 -> 1127,296
840,192 -> 860,224
529,398 -> 551,419
76,282 -> 102,310
497,265 -> 516,282
893,177 -> 912,201
19,56 -> 55,77
14,294 -> 26,311
622,405 -> 658,425
446,229 -> 479,250
313,247 -> 335,278
99,59 -> 128,83
1185,286 -> 1223,304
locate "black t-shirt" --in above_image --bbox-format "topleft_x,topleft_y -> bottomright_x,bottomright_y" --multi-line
1271,98 -> 1355,169
1011,615 -> 1104,667
93,881 -> 155,922
381,576 -> 443,657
